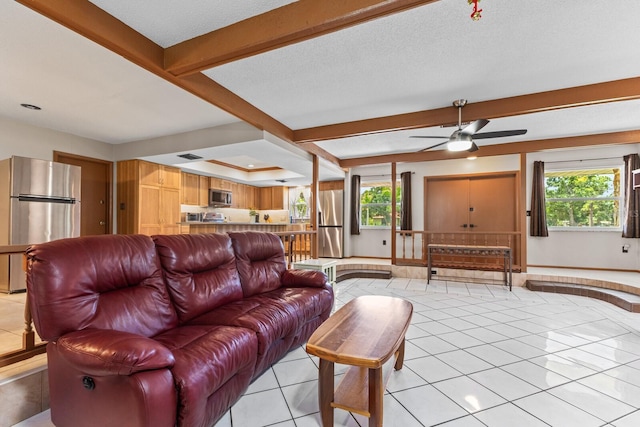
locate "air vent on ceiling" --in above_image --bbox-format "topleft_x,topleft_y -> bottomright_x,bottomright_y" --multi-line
177,153 -> 203,160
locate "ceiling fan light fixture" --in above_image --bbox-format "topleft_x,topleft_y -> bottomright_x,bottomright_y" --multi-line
448,139 -> 474,151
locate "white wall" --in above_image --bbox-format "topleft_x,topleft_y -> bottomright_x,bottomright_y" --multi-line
526,145 -> 640,271
0,117 -> 114,161
348,146 -> 640,272
348,156 -> 520,258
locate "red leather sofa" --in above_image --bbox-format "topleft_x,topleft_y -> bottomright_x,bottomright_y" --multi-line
26,231 -> 334,427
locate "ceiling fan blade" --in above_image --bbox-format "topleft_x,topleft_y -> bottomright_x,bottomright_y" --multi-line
472,129 -> 528,139
467,142 -> 479,153
418,140 -> 449,152
459,119 -> 489,136
410,135 -> 450,139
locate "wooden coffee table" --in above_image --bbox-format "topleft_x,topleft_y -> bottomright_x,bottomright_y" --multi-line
306,295 -> 413,427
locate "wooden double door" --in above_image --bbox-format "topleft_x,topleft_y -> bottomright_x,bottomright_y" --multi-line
425,172 -> 520,268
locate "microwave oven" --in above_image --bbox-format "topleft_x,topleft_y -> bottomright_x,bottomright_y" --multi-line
209,189 -> 232,207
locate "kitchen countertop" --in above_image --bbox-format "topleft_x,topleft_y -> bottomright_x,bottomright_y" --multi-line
181,221 -> 292,226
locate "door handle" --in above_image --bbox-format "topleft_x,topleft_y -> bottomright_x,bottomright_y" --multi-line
469,224 -> 476,228
461,224 -> 468,228
99,221 -> 106,226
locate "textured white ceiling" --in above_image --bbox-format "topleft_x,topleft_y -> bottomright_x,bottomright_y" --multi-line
0,2 -> 239,144
88,0 -> 298,47
318,99 -> 640,159
2,0 -> 639,175
204,0 -> 640,129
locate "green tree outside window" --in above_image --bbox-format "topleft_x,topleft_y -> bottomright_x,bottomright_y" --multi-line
360,182 -> 401,227
544,168 -> 621,228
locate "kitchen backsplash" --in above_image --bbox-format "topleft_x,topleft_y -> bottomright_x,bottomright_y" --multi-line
181,206 -> 291,223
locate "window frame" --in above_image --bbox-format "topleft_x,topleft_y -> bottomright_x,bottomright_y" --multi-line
544,163 -> 624,232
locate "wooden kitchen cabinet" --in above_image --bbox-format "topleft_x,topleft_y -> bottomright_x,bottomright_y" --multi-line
117,159 -> 181,235
182,172 -> 210,207
198,175 -> 209,206
181,172 -> 199,205
258,186 -> 288,210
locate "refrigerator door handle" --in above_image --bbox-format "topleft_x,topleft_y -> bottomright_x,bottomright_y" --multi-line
17,195 -> 77,204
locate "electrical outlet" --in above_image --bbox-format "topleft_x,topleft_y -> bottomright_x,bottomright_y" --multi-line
382,240 -> 386,245
622,245 -> 630,253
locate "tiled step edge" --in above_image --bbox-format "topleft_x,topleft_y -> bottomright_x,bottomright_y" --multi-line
336,269 -> 392,283
526,280 -> 640,313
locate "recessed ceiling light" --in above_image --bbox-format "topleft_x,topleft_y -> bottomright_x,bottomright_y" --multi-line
20,103 -> 41,110
247,164 -> 254,168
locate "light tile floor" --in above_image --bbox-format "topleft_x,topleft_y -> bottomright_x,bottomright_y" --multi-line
14,276 -> 640,427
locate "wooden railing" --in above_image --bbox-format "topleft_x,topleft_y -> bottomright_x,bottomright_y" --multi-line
274,230 -> 317,267
0,245 -> 46,368
395,230 -> 521,271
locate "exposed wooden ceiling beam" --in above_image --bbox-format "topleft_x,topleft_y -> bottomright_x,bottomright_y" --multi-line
299,143 -> 343,168
15,0 -> 344,167
165,0 -> 440,77
295,77 -> 640,143
340,129 -> 640,167
15,0 -> 291,139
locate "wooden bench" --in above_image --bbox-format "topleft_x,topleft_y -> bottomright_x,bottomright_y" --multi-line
427,243 -> 513,290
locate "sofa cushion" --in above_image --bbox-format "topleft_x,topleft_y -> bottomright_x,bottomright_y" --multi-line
154,233 -> 244,323
153,325 -> 257,427
26,234 -> 178,341
260,286 -> 334,328
188,296 -> 300,354
228,231 -> 287,297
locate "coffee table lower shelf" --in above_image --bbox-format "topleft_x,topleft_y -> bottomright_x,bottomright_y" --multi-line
330,353 -> 399,416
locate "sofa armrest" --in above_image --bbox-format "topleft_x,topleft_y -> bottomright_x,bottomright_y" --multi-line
281,269 -> 328,288
56,329 -> 175,376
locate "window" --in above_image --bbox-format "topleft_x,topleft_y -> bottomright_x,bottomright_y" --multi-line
360,181 -> 401,227
544,167 -> 622,229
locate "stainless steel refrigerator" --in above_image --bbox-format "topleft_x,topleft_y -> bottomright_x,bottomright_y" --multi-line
0,156 -> 81,292
318,189 -> 343,258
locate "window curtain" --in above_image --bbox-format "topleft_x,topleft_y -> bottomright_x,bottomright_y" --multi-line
530,161 -> 549,237
622,153 -> 640,238
400,172 -> 412,230
350,174 -> 361,235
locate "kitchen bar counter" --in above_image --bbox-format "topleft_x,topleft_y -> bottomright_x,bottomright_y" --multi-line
180,222 -> 307,233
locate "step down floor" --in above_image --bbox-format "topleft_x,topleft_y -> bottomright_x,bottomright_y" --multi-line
336,269 -> 392,283
526,280 -> 640,313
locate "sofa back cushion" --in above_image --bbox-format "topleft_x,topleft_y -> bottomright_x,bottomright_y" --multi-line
228,232 -> 286,297
26,234 -> 178,341
153,233 -> 244,323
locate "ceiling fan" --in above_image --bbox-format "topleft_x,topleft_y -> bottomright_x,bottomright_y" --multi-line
411,99 -> 527,153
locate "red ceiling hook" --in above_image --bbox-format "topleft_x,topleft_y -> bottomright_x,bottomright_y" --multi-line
469,0 -> 482,20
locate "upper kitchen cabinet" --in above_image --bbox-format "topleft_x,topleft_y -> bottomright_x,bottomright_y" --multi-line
181,172 -> 210,207
198,175 -> 209,206
259,186 -> 288,210
139,161 -> 180,189
209,177 -> 233,191
181,172 -> 200,205
117,160 -> 181,236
